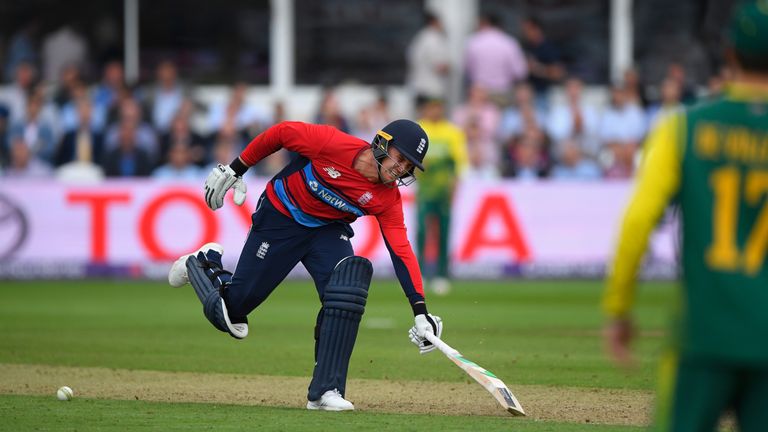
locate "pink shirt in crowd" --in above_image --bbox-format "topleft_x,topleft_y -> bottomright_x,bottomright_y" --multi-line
464,28 -> 528,94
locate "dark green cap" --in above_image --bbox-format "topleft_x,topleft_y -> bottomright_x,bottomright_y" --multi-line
729,1 -> 768,57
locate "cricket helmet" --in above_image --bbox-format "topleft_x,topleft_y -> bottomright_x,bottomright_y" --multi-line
372,119 -> 429,172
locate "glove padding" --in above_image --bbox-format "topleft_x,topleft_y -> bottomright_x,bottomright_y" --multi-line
408,314 -> 443,354
204,164 -> 247,210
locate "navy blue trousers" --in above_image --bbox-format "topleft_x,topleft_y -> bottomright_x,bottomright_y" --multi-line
222,196 -> 354,318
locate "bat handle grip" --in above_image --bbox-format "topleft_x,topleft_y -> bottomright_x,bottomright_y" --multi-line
424,332 -> 460,356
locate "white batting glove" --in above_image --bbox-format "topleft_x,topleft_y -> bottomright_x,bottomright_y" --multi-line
204,164 -> 247,210
408,314 -> 443,354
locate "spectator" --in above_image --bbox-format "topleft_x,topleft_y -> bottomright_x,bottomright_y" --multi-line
406,12 -> 451,107
520,16 -> 565,109
146,60 -> 185,133
452,85 -> 501,174
7,93 -> 57,163
102,120 -> 153,177
597,85 -> 646,178
161,114 -> 206,168
598,85 -> 646,144
665,62 -> 697,104
53,64 -> 86,109
546,77 -> 600,156
314,88 -> 350,133
622,67 -> 649,108
205,133 -> 241,174
41,25 -> 88,84
92,60 -> 126,127
0,61 -> 37,125
55,95 -> 104,167
551,138 -> 602,180
502,127 -> 550,179
58,83 -> 97,134
602,140 -> 636,179
497,82 -> 547,144
646,77 -> 684,128
417,98 -> 468,295
105,98 -> 159,162
514,136 -> 543,180
4,21 -> 39,82
152,142 -> 202,180
4,136 -> 52,178
353,91 -> 391,140
464,13 -> 528,106
207,82 -> 271,139
464,118 -> 500,179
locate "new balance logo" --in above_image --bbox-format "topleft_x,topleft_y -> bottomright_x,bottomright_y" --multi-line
256,242 -> 270,259
340,234 -> 349,241
323,166 -> 341,179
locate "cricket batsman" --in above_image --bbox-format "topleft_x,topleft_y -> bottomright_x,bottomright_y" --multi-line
603,2 -> 768,430
167,119 -> 443,411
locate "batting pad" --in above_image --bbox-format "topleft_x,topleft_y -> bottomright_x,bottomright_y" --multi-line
308,256 -> 373,401
186,256 -> 247,339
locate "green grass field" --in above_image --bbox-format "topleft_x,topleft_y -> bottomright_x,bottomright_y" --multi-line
0,279 -> 675,431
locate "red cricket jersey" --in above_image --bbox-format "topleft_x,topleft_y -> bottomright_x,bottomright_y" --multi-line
240,121 -> 425,304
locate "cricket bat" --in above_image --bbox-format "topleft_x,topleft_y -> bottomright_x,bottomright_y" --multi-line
425,332 -> 526,416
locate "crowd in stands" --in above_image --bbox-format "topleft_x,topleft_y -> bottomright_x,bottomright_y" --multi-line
406,13 -> 726,181
0,56 -> 284,181
0,12 -> 727,182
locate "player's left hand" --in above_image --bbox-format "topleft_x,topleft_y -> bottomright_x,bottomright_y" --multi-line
603,317 -> 634,367
409,314 -> 443,354
204,164 -> 247,210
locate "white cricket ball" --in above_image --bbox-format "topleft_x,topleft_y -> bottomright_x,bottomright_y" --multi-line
56,386 -> 74,401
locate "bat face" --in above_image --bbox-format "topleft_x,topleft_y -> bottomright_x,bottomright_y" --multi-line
449,354 -> 526,416
424,332 -> 526,416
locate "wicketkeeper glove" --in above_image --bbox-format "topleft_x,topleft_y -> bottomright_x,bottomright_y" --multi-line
409,314 -> 443,354
204,162 -> 247,210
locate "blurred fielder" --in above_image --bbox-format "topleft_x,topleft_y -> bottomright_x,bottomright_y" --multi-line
603,2 -> 768,431
168,119 -> 443,411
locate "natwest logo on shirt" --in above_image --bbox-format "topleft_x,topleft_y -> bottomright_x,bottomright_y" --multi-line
323,166 -> 341,179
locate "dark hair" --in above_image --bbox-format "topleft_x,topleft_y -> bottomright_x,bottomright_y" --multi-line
524,16 -> 543,29
424,12 -> 439,26
480,13 -> 501,27
734,51 -> 768,74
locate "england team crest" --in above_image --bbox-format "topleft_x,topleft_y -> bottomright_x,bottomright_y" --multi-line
357,191 -> 373,205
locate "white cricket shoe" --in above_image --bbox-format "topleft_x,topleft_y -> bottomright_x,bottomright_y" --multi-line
168,242 -> 224,288
306,389 -> 354,411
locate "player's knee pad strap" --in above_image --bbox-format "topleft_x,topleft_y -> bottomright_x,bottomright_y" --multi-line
322,256 -> 372,314
329,256 -> 374,290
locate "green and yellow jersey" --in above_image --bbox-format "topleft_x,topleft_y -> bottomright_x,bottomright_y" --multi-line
417,119 -> 469,201
603,81 -> 768,362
